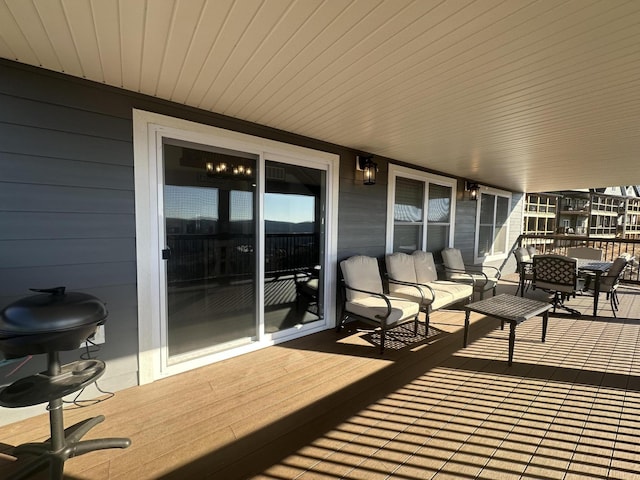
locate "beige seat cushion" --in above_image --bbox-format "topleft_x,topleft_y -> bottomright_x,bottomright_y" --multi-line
429,281 -> 473,309
345,295 -> 420,326
392,281 -> 472,310
388,284 -> 434,304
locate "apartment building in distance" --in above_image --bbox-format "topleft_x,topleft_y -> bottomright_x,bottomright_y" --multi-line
523,186 -> 640,239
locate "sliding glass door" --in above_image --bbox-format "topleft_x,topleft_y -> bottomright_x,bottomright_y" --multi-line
162,141 -> 259,362
159,140 -> 328,366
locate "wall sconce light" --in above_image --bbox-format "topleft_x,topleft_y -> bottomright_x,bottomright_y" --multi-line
356,155 -> 377,185
465,181 -> 479,200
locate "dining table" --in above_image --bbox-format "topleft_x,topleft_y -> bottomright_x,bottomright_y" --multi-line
518,256 -> 613,317
576,258 -> 613,316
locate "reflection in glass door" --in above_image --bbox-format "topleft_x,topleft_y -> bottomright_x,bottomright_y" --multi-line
162,141 -> 258,362
264,160 -> 325,334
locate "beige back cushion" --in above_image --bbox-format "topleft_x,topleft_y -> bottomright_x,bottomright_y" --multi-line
514,247 -> 530,263
412,251 -> 438,283
566,247 -> 603,261
385,253 -> 417,284
340,255 -> 383,301
442,248 -> 465,271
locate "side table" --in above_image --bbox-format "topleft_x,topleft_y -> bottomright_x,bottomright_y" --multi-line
464,294 -> 552,366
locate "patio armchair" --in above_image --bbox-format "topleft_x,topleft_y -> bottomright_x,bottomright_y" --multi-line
385,251 -> 473,331
585,257 -> 627,317
338,255 -> 421,354
441,247 -> 500,299
532,254 -> 584,316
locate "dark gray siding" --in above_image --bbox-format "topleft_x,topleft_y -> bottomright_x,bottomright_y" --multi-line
336,159 -> 389,260
0,63 -> 140,405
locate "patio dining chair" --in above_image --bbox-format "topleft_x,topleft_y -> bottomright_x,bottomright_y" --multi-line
566,246 -> 604,289
586,257 -> 628,317
566,246 -> 603,260
532,254 -> 584,316
513,247 -> 533,295
337,255 -> 421,353
441,247 -> 500,299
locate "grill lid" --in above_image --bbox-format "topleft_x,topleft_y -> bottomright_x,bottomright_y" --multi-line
0,287 -> 108,336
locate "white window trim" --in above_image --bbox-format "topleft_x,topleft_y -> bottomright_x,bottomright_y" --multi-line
132,109 -> 339,384
386,164 -> 457,254
474,185 -> 512,263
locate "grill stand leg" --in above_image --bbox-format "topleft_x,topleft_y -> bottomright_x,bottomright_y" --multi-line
8,352 -> 131,480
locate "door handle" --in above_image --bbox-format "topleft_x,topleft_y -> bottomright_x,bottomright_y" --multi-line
162,248 -> 171,260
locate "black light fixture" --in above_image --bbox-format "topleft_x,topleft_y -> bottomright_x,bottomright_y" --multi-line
465,181 -> 479,200
356,155 -> 377,185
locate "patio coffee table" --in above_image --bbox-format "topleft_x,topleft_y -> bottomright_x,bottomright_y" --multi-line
463,294 -> 552,366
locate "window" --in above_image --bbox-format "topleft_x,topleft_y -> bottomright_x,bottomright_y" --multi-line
475,187 -> 511,262
386,165 -> 456,257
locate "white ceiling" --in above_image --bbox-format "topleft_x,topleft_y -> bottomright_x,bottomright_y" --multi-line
1,0 -> 639,193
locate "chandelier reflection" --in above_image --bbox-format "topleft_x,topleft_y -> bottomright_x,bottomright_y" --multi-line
205,161 -> 253,177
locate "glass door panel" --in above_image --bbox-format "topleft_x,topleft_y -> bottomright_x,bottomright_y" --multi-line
264,160 -> 325,334
163,141 -> 258,362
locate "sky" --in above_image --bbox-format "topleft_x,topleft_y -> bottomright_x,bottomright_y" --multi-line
164,185 -> 315,224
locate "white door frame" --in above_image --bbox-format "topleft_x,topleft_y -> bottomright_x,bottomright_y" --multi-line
132,109 -> 339,384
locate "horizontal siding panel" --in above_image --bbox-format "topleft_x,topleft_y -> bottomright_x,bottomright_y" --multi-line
337,226 -> 386,249
0,238 -> 136,268
0,262 -> 137,296
0,212 -> 134,240
0,94 -> 132,141
0,62 -> 134,119
0,153 -> 133,190
0,123 -> 133,166
337,248 -> 386,264
0,183 -> 134,213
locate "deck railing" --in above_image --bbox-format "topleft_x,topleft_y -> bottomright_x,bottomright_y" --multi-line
518,234 -> 640,284
166,232 -> 319,285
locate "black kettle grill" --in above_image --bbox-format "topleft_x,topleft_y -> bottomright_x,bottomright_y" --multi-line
0,287 -> 130,480
0,286 -> 106,358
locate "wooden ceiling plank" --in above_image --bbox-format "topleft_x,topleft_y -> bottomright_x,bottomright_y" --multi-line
185,0 -> 263,108
91,0 -> 123,87
298,0 -> 635,139
215,0 -> 326,115
0,0 -> 43,67
60,0 -> 103,81
139,0 -> 176,97
119,0 -> 146,92
155,0 -> 207,100
169,0 -> 235,104
229,0 -> 351,118
5,0 -> 63,70
199,0 -> 294,113
32,0 -> 83,76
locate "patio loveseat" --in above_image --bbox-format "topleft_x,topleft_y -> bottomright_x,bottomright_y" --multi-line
385,251 -> 473,328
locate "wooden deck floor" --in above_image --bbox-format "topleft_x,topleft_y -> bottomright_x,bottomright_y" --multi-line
1,277 -> 640,479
